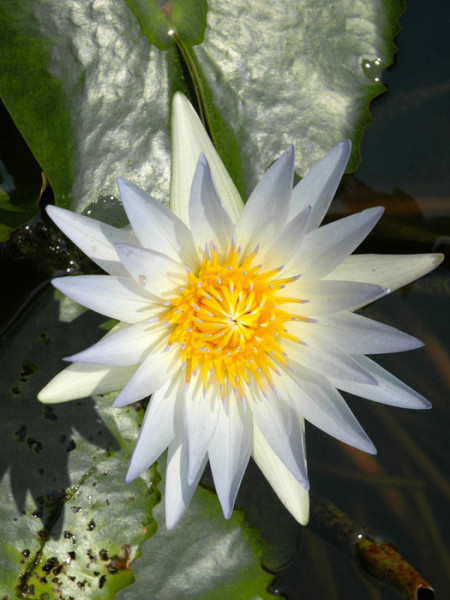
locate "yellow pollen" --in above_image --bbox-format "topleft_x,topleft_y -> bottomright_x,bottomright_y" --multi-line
161,242 -> 303,400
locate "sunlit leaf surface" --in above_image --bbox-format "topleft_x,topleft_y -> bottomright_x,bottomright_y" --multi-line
118,457 -> 274,600
0,0 -> 402,225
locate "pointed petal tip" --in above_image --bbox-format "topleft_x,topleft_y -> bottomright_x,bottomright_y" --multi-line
62,354 -> 76,363
186,460 -> 198,486
164,480 -> 190,531
37,388 -> 51,403
280,144 -> 295,163
50,276 -> 62,288
368,205 -> 385,217
172,91 -> 195,123
338,139 -> 352,156
172,90 -> 189,108
364,441 -> 377,455
115,177 -> 143,204
296,512 -> 310,526
36,372 -> 76,404
45,204 -> 75,228
125,461 -> 142,483
125,471 -> 136,484
331,139 -> 352,164
410,338 -> 425,351
45,204 -> 58,218
112,394 -> 127,408
38,389 -> 72,404
401,394 -> 432,410
421,398 -> 432,410
165,510 -> 183,530
116,176 -> 129,194
222,506 -> 233,519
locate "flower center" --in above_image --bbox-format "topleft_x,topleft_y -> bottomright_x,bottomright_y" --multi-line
162,241 -> 302,400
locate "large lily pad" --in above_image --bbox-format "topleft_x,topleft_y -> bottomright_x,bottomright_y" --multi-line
0,290 -> 276,599
0,0 -> 403,225
118,457 -> 275,600
198,0 -> 404,189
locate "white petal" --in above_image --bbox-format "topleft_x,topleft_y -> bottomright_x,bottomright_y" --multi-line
51,275 -> 162,323
250,389 -> 308,486
235,146 -> 294,254
183,374 -> 220,484
170,92 -> 243,226
283,280 -> 388,315
278,367 -> 376,454
208,395 -> 253,518
125,378 -> 180,481
288,140 -> 351,230
117,178 -> 199,270
283,335 -> 376,385
115,243 -> 187,297
38,362 -> 138,403
189,154 -> 234,260
46,205 -> 135,276
289,207 -> 384,279
252,425 -> 309,525
113,345 -> 179,407
308,312 -> 423,355
326,253 -> 444,292
65,320 -> 167,366
333,355 -> 431,409
260,205 -> 312,271
165,440 -> 208,530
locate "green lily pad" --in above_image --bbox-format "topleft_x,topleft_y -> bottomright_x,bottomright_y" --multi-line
125,0 -> 207,49
0,289 -> 277,599
117,456 -> 275,600
0,290 -> 157,597
197,0 -> 403,188
0,0 -> 402,225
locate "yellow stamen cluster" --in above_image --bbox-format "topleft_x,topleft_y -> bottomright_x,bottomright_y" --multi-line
162,240 -> 303,400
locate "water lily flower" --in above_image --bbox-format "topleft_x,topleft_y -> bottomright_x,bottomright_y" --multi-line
39,93 -> 443,529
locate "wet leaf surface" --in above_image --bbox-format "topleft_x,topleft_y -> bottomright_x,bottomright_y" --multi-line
0,0 -> 402,228
118,456 -> 274,600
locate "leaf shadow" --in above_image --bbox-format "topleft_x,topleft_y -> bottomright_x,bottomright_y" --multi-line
0,290 -> 119,538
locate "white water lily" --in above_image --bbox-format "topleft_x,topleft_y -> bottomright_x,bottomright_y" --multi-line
39,93 -> 443,529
